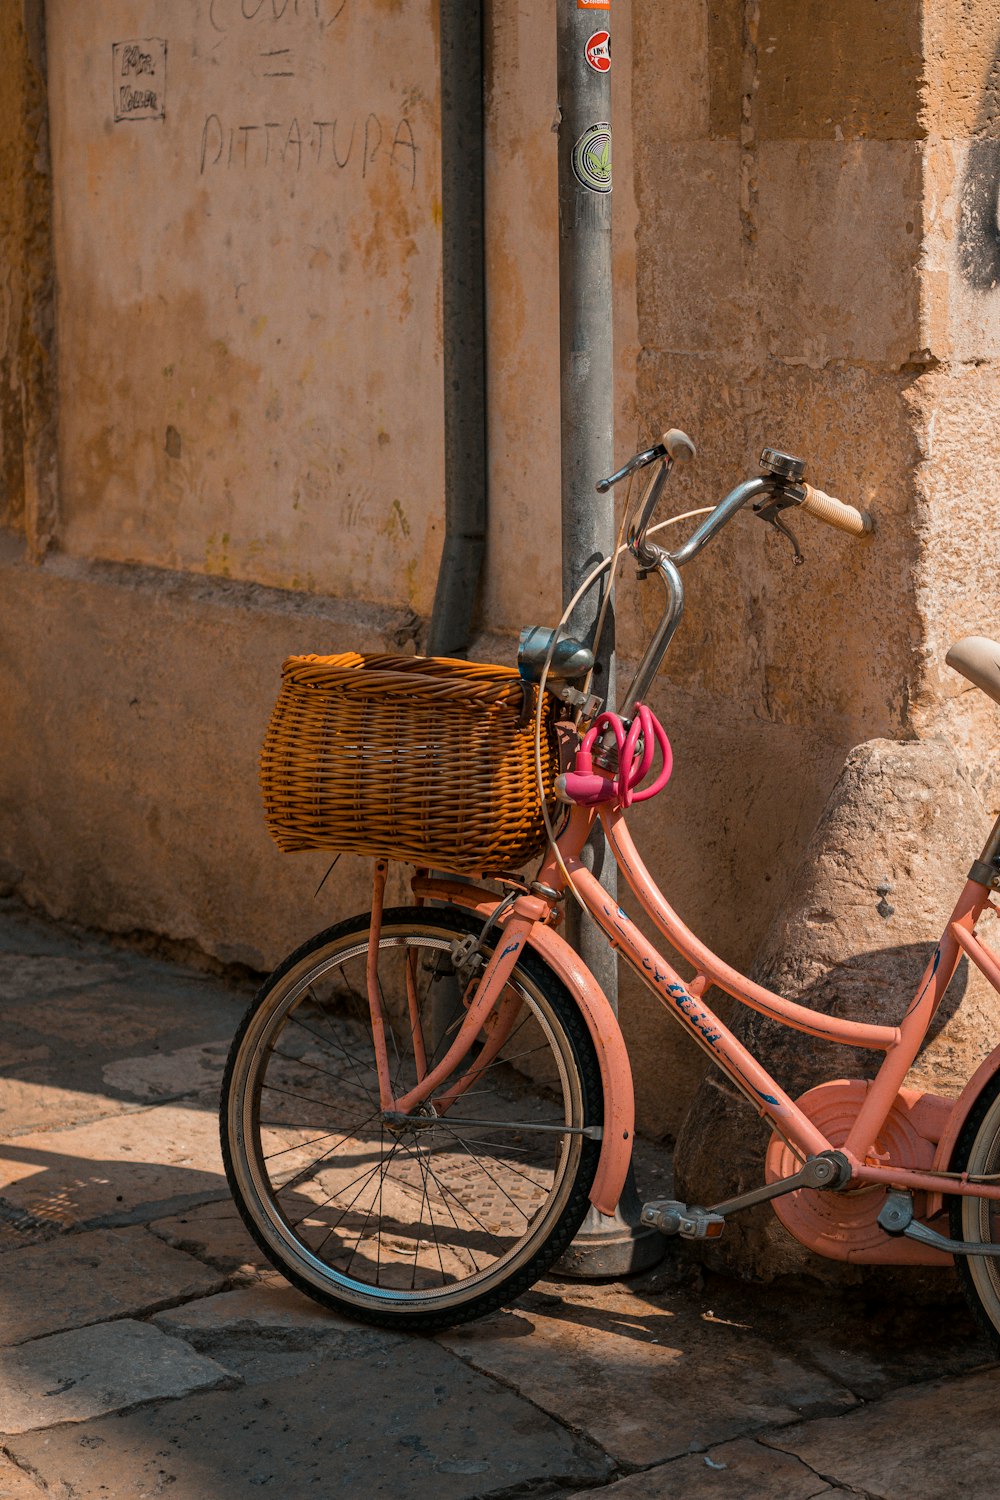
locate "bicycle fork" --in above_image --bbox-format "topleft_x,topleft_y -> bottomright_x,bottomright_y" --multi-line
364,862 -> 551,1118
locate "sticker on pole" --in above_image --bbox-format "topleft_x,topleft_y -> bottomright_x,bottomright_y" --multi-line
571,123 -> 612,193
585,31 -> 611,72
577,0 -> 610,9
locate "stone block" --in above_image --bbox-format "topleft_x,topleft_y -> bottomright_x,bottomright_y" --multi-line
0,548 -> 388,974
674,736 -> 1000,1281
0,953 -> 128,1004
633,354 -> 920,745
923,0 -> 1000,139
905,365 -> 1000,789
0,1455 -> 47,1499
755,1 -> 921,143
0,1102 -> 227,1232
101,1041 -> 230,1104
0,1226 -> 223,1345
706,1 -> 743,141
633,142 -> 747,359
440,1282 -> 856,1467
766,1365 -> 1000,1499
147,1199 -> 271,1275
6,1338 -> 610,1497
152,1283 -> 349,1343
0,1321 -> 232,1436
922,138 -> 1000,360
566,1437 -> 832,1498
633,0 -> 711,142
757,141 -> 922,368
0,1077 -> 128,1142
609,681 -> 844,1139
48,3 -> 444,611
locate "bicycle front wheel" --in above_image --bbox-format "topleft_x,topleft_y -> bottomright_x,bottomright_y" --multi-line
221,905 -> 602,1331
950,1072 -> 1000,1350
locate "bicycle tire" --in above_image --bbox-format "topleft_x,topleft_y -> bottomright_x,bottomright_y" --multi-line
949,1071 -> 1000,1350
220,905 -> 603,1331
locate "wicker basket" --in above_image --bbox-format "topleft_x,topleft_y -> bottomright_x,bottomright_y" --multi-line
260,652 -> 561,874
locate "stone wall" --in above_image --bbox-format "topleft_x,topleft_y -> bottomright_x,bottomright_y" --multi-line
668,0 -> 1000,1276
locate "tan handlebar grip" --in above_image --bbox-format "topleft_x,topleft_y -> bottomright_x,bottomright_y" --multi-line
799,484 -> 873,536
661,428 -> 697,463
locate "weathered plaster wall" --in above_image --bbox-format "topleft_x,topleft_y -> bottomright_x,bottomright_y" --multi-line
46,0 -> 443,611
0,537 -> 417,968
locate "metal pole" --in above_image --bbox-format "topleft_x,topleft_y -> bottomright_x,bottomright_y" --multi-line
554,3 -> 662,1275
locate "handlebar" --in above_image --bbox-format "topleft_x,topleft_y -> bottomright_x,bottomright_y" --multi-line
798,483 -> 873,536
598,431 -> 875,726
596,428 -> 697,494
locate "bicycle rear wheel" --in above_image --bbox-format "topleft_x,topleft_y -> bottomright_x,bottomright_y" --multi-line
221,905 -> 602,1331
949,1072 -> 1000,1349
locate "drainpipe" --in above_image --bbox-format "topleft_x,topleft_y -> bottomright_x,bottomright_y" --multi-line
426,0 -> 486,659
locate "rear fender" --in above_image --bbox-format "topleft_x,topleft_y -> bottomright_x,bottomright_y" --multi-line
412,877 -> 635,1217
928,1041 -> 1000,1214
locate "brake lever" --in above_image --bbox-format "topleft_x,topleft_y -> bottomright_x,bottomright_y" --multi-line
753,497 -> 805,565
596,443 -> 667,494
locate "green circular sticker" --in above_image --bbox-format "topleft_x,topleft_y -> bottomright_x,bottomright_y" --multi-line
571,122 -> 612,194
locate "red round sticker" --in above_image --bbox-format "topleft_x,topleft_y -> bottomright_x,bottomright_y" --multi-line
585,30 -> 611,72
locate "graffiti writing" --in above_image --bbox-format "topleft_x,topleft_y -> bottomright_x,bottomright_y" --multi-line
112,38 -> 167,122
958,45 -> 1000,290
198,110 -> 418,187
208,0 -> 348,34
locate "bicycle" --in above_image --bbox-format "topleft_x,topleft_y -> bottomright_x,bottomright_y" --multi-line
221,431 -> 1000,1342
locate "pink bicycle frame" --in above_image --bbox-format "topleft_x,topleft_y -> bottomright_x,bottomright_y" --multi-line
362,789 -> 1000,1247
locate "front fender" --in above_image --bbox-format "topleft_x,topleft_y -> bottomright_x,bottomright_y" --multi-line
412,876 -> 635,1217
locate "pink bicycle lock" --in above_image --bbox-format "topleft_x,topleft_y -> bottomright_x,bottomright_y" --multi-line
556,705 -> 673,807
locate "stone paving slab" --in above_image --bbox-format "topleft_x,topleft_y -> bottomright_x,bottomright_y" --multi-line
147,1198 -> 270,1274
0,956 -> 128,1005
0,1320 -> 233,1436
0,1076 -> 133,1141
566,1438 -> 833,1499
764,1363 -> 1000,1500
0,1103 -> 227,1231
152,1281 -> 353,1344
101,1040 -> 230,1104
0,1226 -> 225,1345
0,903 -> 102,959
625,1258 -> 993,1401
6,1337 -> 612,1499
440,1281 -> 858,1467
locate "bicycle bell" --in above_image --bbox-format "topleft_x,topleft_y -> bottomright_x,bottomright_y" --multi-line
759,448 -> 806,482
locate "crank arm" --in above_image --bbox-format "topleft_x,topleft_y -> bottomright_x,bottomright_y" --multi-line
878,1190 -> 1000,1258
641,1151 -> 851,1241
707,1150 -> 851,1218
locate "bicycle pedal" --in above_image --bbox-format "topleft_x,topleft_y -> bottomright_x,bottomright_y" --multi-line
640,1199 -> 726,1240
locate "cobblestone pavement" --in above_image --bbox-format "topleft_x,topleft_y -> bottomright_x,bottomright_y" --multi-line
0,896 -> 996,1499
